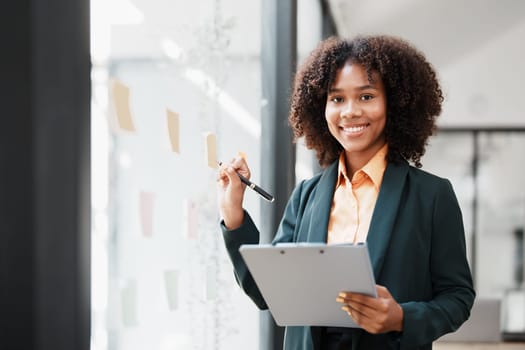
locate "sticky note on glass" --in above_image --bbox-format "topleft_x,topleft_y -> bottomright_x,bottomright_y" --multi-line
111,80 -> 136,132
182,199 -> 198,240
166,109 -> 180,153
204,132 -> 218,168
139,191 -> 155,237
164,270 -> 179,311
121,280 -> 138,327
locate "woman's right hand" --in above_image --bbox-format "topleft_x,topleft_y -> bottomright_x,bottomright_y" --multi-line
217,155 -> 251,230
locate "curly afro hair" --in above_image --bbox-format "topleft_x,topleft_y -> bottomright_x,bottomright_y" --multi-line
289,35 -> 443,168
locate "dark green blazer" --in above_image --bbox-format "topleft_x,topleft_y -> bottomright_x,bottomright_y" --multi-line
222,160 -> 475,350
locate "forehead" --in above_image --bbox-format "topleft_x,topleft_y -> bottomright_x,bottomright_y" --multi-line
331,61 -> 382,87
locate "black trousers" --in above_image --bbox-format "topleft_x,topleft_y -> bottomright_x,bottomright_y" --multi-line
313,327 -> 353,350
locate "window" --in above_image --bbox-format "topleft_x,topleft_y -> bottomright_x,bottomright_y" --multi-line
91,1 -> 262,349
424,130 -> 525,297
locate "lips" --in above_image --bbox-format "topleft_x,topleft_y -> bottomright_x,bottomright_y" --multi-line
341,124 -> 369,134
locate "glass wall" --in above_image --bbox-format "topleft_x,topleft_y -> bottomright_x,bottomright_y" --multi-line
476,133 -> 525,295
424,131 -> 525,298
91,0 -> 262,349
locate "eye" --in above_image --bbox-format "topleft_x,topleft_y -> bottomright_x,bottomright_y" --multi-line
360,94 -> 374,101
329,96 -> 344,103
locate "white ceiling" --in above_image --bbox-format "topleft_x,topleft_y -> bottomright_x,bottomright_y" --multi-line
98,0 -> 525,70
326,0 -> 525,69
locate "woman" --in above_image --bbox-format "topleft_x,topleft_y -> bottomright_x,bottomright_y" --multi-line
217,35 -> 475,350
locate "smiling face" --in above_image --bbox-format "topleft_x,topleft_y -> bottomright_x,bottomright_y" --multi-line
325,61 -> 387,174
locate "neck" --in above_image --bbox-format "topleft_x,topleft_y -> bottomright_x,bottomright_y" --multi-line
344,142 -> 386,177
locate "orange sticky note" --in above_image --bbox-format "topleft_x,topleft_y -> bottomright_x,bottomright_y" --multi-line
110,80 -> 136,132
166,109 -> 180,153
204,132 -> 218,168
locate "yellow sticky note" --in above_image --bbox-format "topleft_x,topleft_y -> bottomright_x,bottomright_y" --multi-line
166,109 -> 180,153
204,132 -> 218,168
111,80 -> 136,132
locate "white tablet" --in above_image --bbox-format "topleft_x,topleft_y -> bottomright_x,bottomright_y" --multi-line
239,243 -> 377,327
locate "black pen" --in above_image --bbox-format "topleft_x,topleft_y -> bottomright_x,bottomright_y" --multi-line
218,162 -> 275,203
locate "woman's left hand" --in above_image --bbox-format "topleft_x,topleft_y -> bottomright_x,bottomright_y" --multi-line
336,285 -> 404,334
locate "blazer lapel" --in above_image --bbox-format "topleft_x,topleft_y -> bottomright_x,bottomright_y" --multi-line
304,162 -> 338,243
366,161 -> 409,279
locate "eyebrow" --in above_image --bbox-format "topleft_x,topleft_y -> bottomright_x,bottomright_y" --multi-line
328,85 -> 379,93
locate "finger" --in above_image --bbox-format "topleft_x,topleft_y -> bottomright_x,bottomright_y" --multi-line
217,163 -> 231,181
338,292 -> 373,316
230,155 -> 245,168
237,151 -> 247,160
342,304 -> 375,327
217,162 -> 228,178
346,299 -> 379,317
336,295 -> 370,308
350,301 -> 397,334
339,291 -> 375,305
347,307 -> 382,334
375,285 -> 392,298
343,304 -> 365,319
229,156 -> 250,176
224,165 -> 243,187
342,291 -> 386,315
217,175 -> 227,187
341,305 -> 354,319
217,164 -> 241,190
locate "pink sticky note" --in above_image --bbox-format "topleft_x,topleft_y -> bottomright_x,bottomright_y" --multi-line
140,191 -> 155,237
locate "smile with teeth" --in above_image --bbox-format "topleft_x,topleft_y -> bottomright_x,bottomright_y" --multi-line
341,124 -> 369,134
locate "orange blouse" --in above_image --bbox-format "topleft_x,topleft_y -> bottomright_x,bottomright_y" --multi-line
327,144 -> 388,244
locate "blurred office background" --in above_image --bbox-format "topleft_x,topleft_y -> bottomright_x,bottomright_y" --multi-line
2,0 -> 524,350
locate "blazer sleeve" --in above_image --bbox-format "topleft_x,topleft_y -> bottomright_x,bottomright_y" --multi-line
221,180 -> 306,310
399,179 -> 476,348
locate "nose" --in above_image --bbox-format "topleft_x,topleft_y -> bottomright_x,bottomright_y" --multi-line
341,101 -> 362,118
